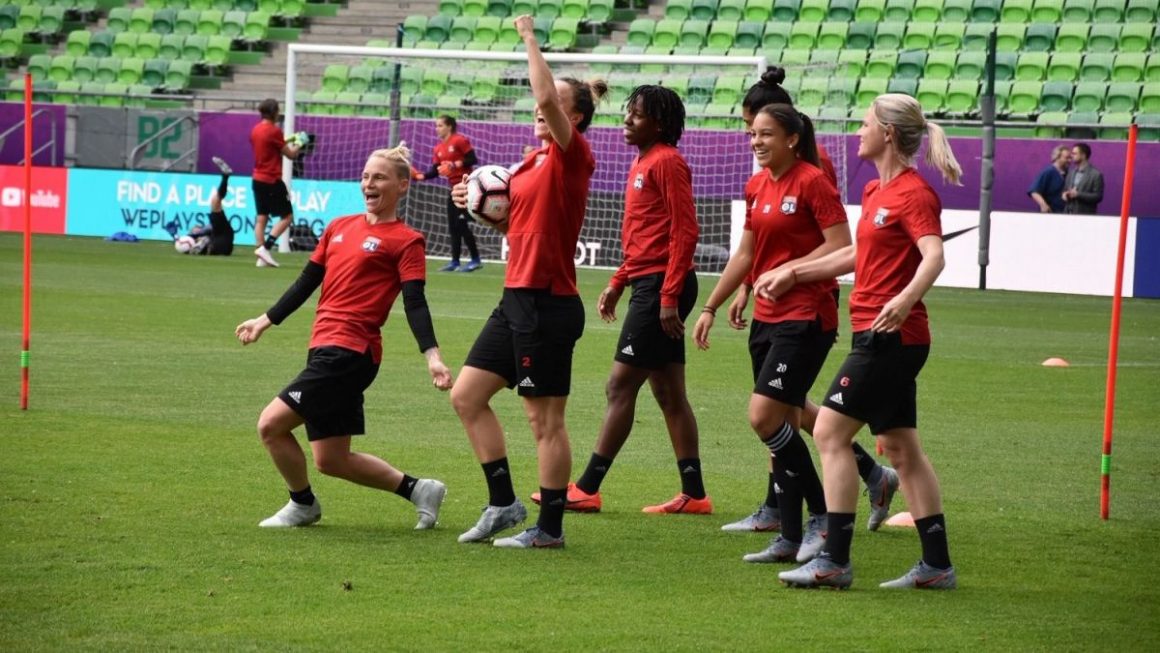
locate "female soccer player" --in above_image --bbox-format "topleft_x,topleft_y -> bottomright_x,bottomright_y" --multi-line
531,84 -> 707,515
250,98 -> 302,268
693,104 -> 849,563
235,145 -> 454,531
169,156 -> 236,256
413,115 -> 482,273
448,15 -> 605,549
720,68 -> 900,536
772,94 -> 962,589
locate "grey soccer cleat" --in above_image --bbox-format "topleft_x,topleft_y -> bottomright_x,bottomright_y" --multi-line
211,156 -> 233,175
457,500 -> 527,543
493,526 -> 565,549
259,499 -> 321,528
879,560 -> 957,589
866,466 -> 900,531
742,536 -> 800,563
721,504 -> 781,532
796,513 -> 828,562
410,478 -> 446,530
778,554 -> 853,589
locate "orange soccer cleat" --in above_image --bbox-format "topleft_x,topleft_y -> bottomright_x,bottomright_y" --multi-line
641,493 -> 714,515
530,483 -> 603,513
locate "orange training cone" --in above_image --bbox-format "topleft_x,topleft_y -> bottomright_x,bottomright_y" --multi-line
884,512 -> 915,528
1042,357 -> 1070,367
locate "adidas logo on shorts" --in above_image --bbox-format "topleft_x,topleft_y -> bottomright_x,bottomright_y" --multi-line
518,377 -> 535,388
621,345 -> 634,356
288,391 -> 302,403
769,378 -> 783,390
829,392 -> 843,405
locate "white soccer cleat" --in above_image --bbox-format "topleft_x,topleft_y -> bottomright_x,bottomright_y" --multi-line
255,246 -> 279,267
211,156 -> 233,175
411,478 -> 447,530
259,499 -> 321,528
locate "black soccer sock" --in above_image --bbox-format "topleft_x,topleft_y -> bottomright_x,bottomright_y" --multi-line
463,225 -> 480,261
915,514 -> 952,569
677,458 -> 706,499
537,487 -> 566,538
822,512 -> 856,566
575,452 -> 614,495
762,423 -> 826,516
263,234 -> 277,250
217,173 -> 230,199
852,441 -> 880,482
772,458 -> 804,542
289,485 -> 315,506
764,465 -> 780,510
482,458 -> 516,507
394,474 -> 418,501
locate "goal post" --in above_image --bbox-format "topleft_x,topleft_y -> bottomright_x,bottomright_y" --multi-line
281,44 -> 848,273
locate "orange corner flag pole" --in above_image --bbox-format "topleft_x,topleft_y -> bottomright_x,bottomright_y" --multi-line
1101,124 -> 1138,520
20,73 -> 33,410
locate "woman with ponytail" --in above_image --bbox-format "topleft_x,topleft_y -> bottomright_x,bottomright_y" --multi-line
692,103 -> 851,564
766,94 -> 961,590
449,14 -> 606,549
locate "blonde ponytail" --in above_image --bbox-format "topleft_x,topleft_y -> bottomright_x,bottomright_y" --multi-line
872,93 -> 963,186
923,121 -> 963,186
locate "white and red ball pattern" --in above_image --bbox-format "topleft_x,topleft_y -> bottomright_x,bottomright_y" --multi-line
464,164 -> 512,228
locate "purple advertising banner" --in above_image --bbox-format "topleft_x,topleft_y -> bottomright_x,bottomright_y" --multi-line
0,103 -> 67,167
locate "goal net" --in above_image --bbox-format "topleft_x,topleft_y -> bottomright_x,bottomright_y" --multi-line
283,45 -> 848,274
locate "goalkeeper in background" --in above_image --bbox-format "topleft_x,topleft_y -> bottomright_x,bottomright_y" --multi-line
413,115 -> 483,273
251,98 -> 304,268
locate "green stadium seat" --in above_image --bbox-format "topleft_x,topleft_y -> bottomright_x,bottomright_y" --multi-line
627,19 -> 655,47
0,6 -> 16,31
39,6 -> 64,35
846,22 -> 875,49
679,19 -> 710,47
425,15 -> 453,42
438,0 -> 462,16
1087,24 -> 1119,53
107,7 -> 131,32
1119,24 -> 1153,53
95,58 -> 120,84
887,77 -> 917,97
446,70 -> 473,96
197,10 -> 223,36
1048,53 -> 1082,81
1092,0 -> 1123,20
205,35 -> 231,65
916,79 -> 946,110
894,50 -> 926,79
873,22 -> 904,49
1106,82 -> 1141,112
421,68 -> 449,96
1081,53 -> 1113,81
857,77 -> 888,107
494,18 -> 520,44
1062,0 -> 1093,20
908,0 -> 941,19
865,50 -> 897,78
798,0 -> 827,21
344,65 -> 372,93
165,59 -> 192,89
962,22 -> 991,51
762,20 -> 790,48
150,8 -> 176,35
52,80 -> 80,105
941,0 -> 972,20
1146,55 -> 1160,83
1002,0 -> 1032,21
1055,24 -> 1088,53
854,0 -> 886,19
903,22 -> 935,50
113,33 -> 138,59
647,19 -> 677,48
221,11 -> 245,38
691,0 -> 719,20
118,57 -> 144,85
136,33 -> 161,59
159,34 -> 184,60
1072,81 -> 1107,111
129,8 -> 153,34
537,0 -> 564,19
66,31 -> 91,57
449,16 -> 476,43
182,34 -> 208,61
0,28 -> 25,59
735,21 -> 764,48
1139,113 -> 1160,141
614,44 -> 644,72
828,0 -> 856,19
366,66 -> 393,93
1039,80 -> 1073,111
439,41 -> 466,50
994,52 -> 1017,80
77,81 -> 103,107
707,20 -> 736,48
487,0 -> 513,16
797,76 -> 827,105
1015,52 -> 1050,82
142,58 -> 167,87
48,54 -> 74,82
1032,0 -> 1064,20
1006,81 -> 1041,114
713,74 -> 747,104
510,0 -> 536,14
718,0 -> 747,19
995,24 -> 1024,52
773,0 -> 800,20
817,22 -> 847,49
397,66 -> 423,95
1126,0 -> 1159,20
1033,111 -> 1068,137
72,56 -> 97,83
1140,84 -> 1160,113
933,23 -> 964,50
826,76 -> 857,106
27,53 -> 50,81
665,0 -> 692,18
560,0 -> 590,17
462,0 -> 488,16
745,0 -> 774,20
884,0 -> 914,20
549,17 -> 579,48
101,82 -> 128,108
174,10 -> 199,36
810,47 -> 839,63
588,0 -> 614,20
992,80 -> 1012,113
970,0 -> 1000,21
402,15 -> 426,44
780,48 -> 809,67
636,44 -> 668,74
1024,23 -> 1056,52
945,79 -> 978,113
471,70 -> 501,99
688,74 -> 716,104
1098,112 -> 1133,140
955,51 -> 986,78
473,16 -> 500,43
1112,54 -> 1146,83
924,51 -> 956,79
243,12 -> 270,42
838,48 -> 867,76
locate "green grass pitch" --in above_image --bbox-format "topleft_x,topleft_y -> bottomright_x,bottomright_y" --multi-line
1,234 -> 1158,651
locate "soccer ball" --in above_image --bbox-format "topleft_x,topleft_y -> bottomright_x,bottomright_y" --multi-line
464,165 -> 512,228
174,235 -> 196,254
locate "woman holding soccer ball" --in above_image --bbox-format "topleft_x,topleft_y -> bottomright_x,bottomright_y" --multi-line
449,14 -> 606,549
235,145 -> 454,532
763,94 -> 962,590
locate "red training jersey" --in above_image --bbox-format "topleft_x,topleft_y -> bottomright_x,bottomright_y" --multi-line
307,215 -> 428,363
251,120 -> 286,184
433,133 -> 474,185
851,168 -> 942,345
817,143 -> 838,189
505,125 -> 596,296
744,160 -> 847,330
609,144 -> 699,308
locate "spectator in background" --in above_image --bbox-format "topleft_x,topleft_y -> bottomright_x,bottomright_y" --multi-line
1062,143 -> 1104,215
413,115 -> 482,273
1027,145 -> 1070,213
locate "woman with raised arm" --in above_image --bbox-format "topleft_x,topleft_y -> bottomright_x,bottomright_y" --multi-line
449,14 -> 606,549
772,94 -> 962,590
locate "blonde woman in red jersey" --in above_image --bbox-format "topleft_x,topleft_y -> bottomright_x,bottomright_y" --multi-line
721,69 -> 900,536
448,15 -> 606,549
529,84 -> 707,516
412,114 -> 482,272
769,94 -> 963,590
235,145 -> 454,531
693,104 -> 851,564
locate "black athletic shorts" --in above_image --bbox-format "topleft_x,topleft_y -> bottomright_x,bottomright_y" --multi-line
821,330 -> 930,434
465,288 -> 585,397
749,318 -> 836,406
613,271 -> 698,370
252,179 -> 293,218
207,210 -> 234,256
278,346 -> 380,441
